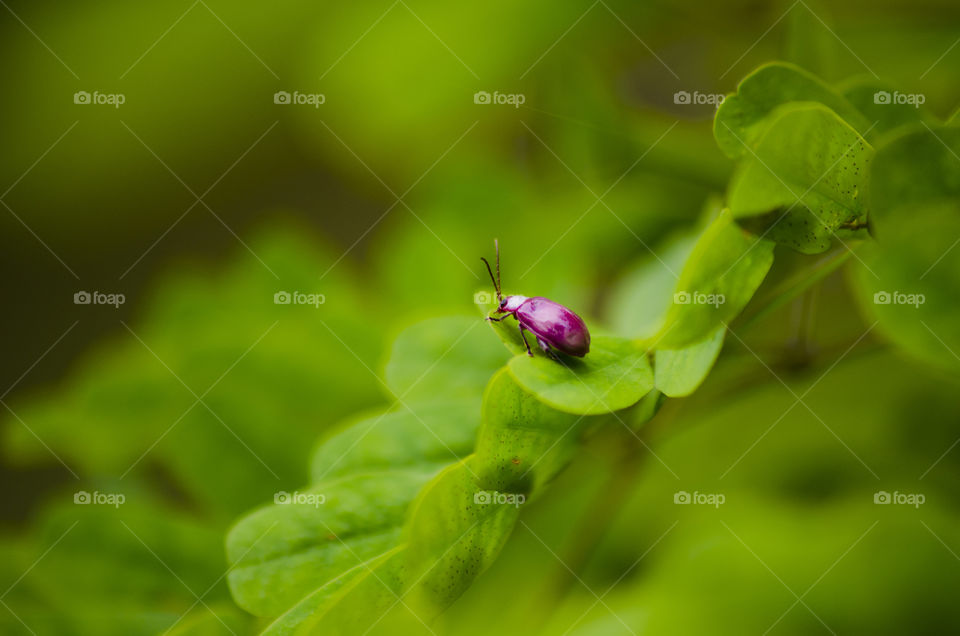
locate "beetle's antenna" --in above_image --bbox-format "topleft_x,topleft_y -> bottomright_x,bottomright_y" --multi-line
480,256 -> 501,301
494,238 -> 501,295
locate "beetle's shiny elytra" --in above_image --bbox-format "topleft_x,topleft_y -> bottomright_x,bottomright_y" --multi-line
481,240 -> 590,359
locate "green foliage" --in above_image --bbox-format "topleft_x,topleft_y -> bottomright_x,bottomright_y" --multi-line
605,234 -> 698,340
0,491 -> 248,636
654,325 -> 726,397
505,337 -> 654,415
471,368 -> 587,494
384,316 -> 509,403
435,348 -> 960,636
225,315 -> 592,632
400,460 -> 521,617
869,125 -> 960,219
222,182 -> 783,632
656,210 -> 774,348
262,547 -> 414,635
309,402 -> 480,481
177,62 -> 960,631
5,21 -> 960,630
4,228 -> 386,518
0,227 -> 389,634
226,469 -> 435,617
714,62 -> 871,159
852,125 -> 960,372
838,77 -> 936,135
727,103 -> 872,253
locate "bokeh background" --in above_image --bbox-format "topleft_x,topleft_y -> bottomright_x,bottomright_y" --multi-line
1,0 -> 959,633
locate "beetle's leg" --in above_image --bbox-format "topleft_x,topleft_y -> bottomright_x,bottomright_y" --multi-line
518,325 -> 533,357
536,336 -> 559,361
485,315 -> 509,322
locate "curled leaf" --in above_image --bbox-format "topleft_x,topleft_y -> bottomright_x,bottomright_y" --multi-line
727,103 -> 872,254
715,62 -> 870,158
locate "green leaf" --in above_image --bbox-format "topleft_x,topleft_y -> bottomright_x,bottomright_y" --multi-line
225,468 -> 436,617
401,461 -> 522,616
838,76 -> 935,135
472,368 -> 587,493
229,393 -> 485,618
229,314 -> 503,624
506,336 -> 654,415
656,210 -> 774,348
715,62 -> 871,159
402,370 -> 585,615
654,326 -> 726,397
0,492 -> 234,636
384,316 -> 509,402
627,388 -> 667,431
853,203 -> 960,374
728,102 -> 872,254
273,370 -> 586,633
605,233 -> 698,339
870,125 -> 960,223
310,400 -> 481,481
260,547 -> 413,636
852,126 -> 960,373
165,605 -> 252,636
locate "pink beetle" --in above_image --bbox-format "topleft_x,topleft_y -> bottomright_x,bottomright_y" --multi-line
481,240 -> 590,359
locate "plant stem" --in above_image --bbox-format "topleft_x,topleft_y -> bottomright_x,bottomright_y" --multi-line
531,429 -> 644,613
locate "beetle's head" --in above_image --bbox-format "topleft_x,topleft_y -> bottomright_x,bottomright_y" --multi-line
499,295 -> 527,313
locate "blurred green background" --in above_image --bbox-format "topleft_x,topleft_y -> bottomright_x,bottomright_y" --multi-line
1,0 -> 959,633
